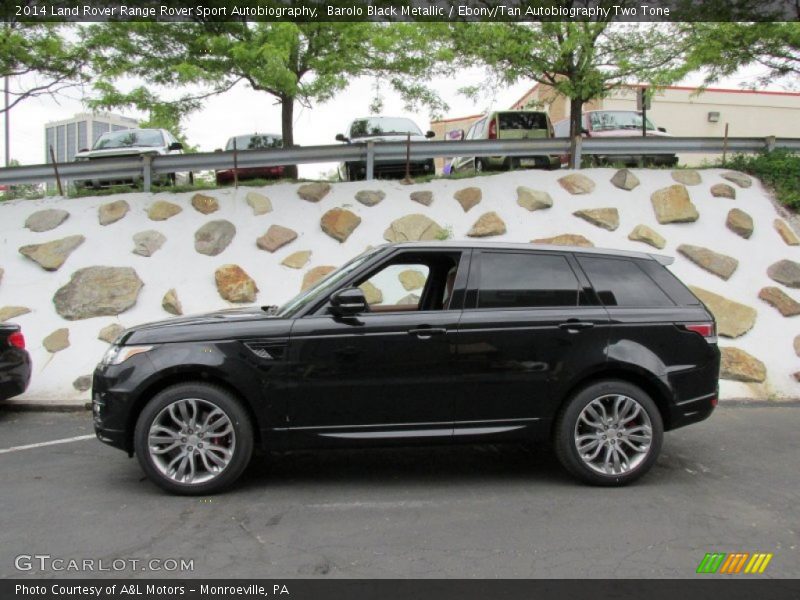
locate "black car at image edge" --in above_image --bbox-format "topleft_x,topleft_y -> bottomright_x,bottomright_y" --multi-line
0,323 -> 32,402
93,241 -> 720,494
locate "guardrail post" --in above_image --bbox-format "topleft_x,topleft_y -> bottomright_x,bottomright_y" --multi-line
572,135 -> 583,170
142,155 -> 152,192
49,145 -> 64,196
765,136 -> 776,153
366,141 -> 375,181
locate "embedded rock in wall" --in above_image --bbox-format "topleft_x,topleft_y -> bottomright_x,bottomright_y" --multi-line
531,234 -> 593,247
132,230 -> 167,257
689,286 -> 756,338
195,220 -> 236,256
54,266 -> 144,320
678,244 -> 738,280
147,200 -> 182,221
721,172 -> 752,188
758,286 -> 800,317
671,170 -> 702,186
573,208 -> 619,231
257,225 -> 298,252
774,219 -> 800,246
517,187 -> 553,211
651,185 -> 699,224
610,169 -> 640,191
43,328 -> 70,353
162,288 -> 183,315
98,200 -> 130,225
726,209 -> 753,239
410,191 -> 433,206
0,306 -> 31,322
191,193 -> 219,215
73,376 -> 92,392
627,225 -> 665,249
558,174 -> 595,195
384,214 -> 445,242
25,209 -> 69,232
359,281 -> 383,305
454,187 -> 481,212
246,191 -> 273,215
321,208 -> 361,243
468,212 -> 507,237
98,323 -> 125,344
302,266 -> 336,291
720,347 -> 766,383
767,259 -> 800,288
711,184 -> 736,199
19,235 -> 85,271
215,264 -> 258,303
355,190 -> 385,207
399,269 -> 426,291
297,182 -> 331,202
282,251 -> 312,269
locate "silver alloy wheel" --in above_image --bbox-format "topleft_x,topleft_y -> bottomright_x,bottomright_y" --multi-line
147,398 -> 236,485
574,394 -> 653,476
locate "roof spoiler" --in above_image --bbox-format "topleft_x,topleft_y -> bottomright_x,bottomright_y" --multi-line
649,253 -> 675,266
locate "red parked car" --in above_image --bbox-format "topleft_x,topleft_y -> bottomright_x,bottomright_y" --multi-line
215,133 -> 286,185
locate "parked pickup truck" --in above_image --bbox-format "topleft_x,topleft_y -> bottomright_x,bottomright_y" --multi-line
0,323 -> 31,402
554,110 -> 678,167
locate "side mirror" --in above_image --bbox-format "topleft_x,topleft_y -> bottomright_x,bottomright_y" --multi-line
425,130 -> 436,139
335,133 -> 349,143
657,127 -> 667,133
581,128 -> 590,136
330,287 -> 367,316
168,142 -> 183,151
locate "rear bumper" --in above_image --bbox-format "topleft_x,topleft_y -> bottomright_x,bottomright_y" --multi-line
345,159 -> 435,178
0,348 -> 32,401
216,166 -> 285,183
668,390 -> 717,430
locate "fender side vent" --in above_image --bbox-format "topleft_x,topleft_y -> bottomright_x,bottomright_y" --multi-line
244,341 -> 286,360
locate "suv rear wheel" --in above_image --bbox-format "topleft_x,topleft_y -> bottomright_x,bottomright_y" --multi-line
554,380 -> 663,486
134,383 -> 254,495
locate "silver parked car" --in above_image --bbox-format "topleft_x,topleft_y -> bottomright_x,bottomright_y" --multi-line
74,128 -> 188,188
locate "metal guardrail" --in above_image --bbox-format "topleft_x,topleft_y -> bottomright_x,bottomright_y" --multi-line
0,136 -> 797,191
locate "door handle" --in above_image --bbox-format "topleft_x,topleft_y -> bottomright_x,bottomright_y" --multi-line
408,327 -> 446,338
559,320 -> 595,332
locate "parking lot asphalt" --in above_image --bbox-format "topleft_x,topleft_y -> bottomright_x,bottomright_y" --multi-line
0,405 -> 797,579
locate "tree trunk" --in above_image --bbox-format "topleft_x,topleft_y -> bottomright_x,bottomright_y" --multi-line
280,95 -> 298,180
568,97 -> 583,169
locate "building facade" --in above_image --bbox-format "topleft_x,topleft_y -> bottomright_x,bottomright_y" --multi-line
44,112 -> 138,164
431,84 -> 800,168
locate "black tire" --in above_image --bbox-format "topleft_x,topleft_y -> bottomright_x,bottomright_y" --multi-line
553,379 -> 663,486
134,383 -> 254,495
474,158 -> 487,173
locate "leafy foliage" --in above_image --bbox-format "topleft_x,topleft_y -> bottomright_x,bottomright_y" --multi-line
726,150 -> 800,210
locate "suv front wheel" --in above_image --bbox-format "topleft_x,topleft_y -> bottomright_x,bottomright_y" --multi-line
554,380 -> 663,486
134,383 -> 254,495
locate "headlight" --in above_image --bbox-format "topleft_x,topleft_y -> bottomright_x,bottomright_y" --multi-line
101,345 -> 153,366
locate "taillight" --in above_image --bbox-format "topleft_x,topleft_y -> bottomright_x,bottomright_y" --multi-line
8,331 -> 25,349
488,119 -> 497,139
682,323 -> 715,339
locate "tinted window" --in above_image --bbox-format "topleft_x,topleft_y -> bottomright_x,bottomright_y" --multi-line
478,253 -> 579,309
226,134 -> 282,150
93,129 -> 164,150
578,257 -> 673,307
498,112 -> 549,131
638,260 -> 700,306
350,117 -> 422,138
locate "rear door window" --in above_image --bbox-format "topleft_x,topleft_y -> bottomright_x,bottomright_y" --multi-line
577,257 -> 674,307
498,112 -> 549,131
477,252 -> 580,309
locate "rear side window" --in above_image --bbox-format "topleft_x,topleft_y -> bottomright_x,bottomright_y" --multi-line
498,112 -> 549,130
638,260 -> 701,306
478,252 -> 579,309
578,257 -> 673,307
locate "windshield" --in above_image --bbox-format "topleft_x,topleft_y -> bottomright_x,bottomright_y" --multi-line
93,129 -> 165,150
226,134 -> 282,150
350,117 -> 422,138
590,111 -> 655,131
275,248 -> 384,318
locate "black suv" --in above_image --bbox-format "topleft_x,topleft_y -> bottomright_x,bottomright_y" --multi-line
93,242 -> 720,494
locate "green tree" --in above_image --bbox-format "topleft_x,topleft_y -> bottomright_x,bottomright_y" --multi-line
683,23 -> 799,89
85,21 -> 448,177
0,22 -> 88,115
450,15 -> 690,167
